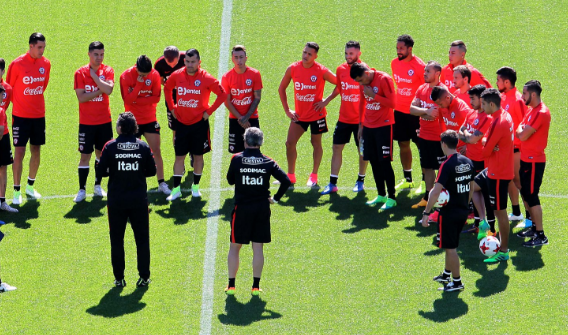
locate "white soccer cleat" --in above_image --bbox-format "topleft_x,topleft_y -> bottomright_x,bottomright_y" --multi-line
508,213 -> 524,221
93,185 -> 107,197
272,180 -> 281,185
74,189 -> 87,203
0,202 -> 19,213
166,187 -> 182,201
13,190 -> 22,205
0,282 -> 17,293
25,185 -> 41,199
159,182 -> 172,195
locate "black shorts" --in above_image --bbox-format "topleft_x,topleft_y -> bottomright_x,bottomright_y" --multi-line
520,160 -> 545,207
362,125 -> 393,162
474,168 -> 489,191
174,119 -> 211,156
438,209 -> 468,249
333,121 -> 359,146
230,201 -> 271,244
228,118 -> 260,153
393,110 -> 419,142
166,104 -> 179,131
12,115 -> 45,147
294,117 -> 328,135
472,160 -> 485,174
136,121 -> 161,138
0,134 -> 14,166
418,138 -> 446,170
514,147 -> 520,153
488,178 -> 511,211
78,123 -> 113,154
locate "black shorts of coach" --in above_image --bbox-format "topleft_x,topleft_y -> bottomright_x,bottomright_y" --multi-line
78,122 -> 113,154
230,201 -> 271,244
361,125 -> 393,162
393,110 -> 419,143
228,118 -> 260,153
174,119 -> 211,156
294,117 -> 328,135
136,121 -> 161,138
333,121 -> 359,146
418,137 -> 446,170
12,115 -> 45,147
438,208 -> 469,249
0,134 -> 14,166
520,160 -> 545,207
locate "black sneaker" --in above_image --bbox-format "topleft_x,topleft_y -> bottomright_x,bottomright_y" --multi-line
114,279 -> 126,287
523,236 -> 548,247
433,273 -> 451,283
517,228 -> 537,238
438,281 -> 464,292
136,278 -> 151,287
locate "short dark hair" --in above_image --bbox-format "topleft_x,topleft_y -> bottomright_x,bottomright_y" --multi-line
350,62 -> 369,80
88,41 -> 104,52
0,58 -> 5,72
164,46 -> 179,62
397,34 -> 415,48
496,66 -> 517,86
450,40 -> 467,53
426,60 -> 442,73
117,112 -> 138,136
441,130 -> 459,149
431,86 -> 449,102
29,32 -> 46,45
136,55 -> 153,73
468,84 -> 487,97
524,80 -> 542,96
345,40 -> 360,49
480,88 -> 501,108
305,42 -> 319,53
186,48 -> 200,60
454,65 -> 471,83
232,45 -> 247,55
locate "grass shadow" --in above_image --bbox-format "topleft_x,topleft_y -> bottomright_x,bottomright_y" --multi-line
472,261 -> 509,298
418,291 -> 468,322
86,286 -> 148,318
4,200 -> 40,229
217,295 -> 282,326
63,197 -> 106,224
511,244 -> 545,272
278,187 -> 323,213
154,196 -> 208,224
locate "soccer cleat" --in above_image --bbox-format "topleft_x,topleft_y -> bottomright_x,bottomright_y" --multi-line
191,184 -> 201,198
13,190 -> 22,205
439,281 -> 464,292
306,173 -> 318,187
158,182 -> 172,195
136,278 -> 151,287
74,189 -> 87,203
366,195 -> 387,206
411,198 -> 428,209
517,228 -> 537,239
395,179 -> 415,190
523,236 -> 548,247
433,273 -> 451,283
93,185 -> 107,197
515,218 -> 533,229
477,220 -> 490,240
414,181 -> 426,195
508,213 -> 524,221
352,181 -> 365,192
25,185 -> 41,199
166,186 -> 182,201
251,288 -> 262,296
0,282 -> 17,293
114,279 -> 126,287
0,202 -> 19,213
483,250 -> 510,263
380,198 -> 397,210
224,286 -> 236,295
428,211 -> 439,223
321,183 -> 338,195
461,224 -> 479,234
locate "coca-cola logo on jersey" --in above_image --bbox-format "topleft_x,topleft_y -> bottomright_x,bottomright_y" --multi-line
295,93 -> 315,102
230,87 -> 252,96
23,76 -> 46,85
178,87 -> 201,96
24,86 -> 44,96
366,102 -> 382,111
397,88 -> 413,96
394,74 -> 412,84
341,93 -> 359,102
231,96 -> 252,106
177,98 -> 199,108
294,82 -> 316,90
341,82 -> 359,91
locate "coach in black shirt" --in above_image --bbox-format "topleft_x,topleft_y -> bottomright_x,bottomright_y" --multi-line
224,127 -> 291,295
97,112 -> 157,287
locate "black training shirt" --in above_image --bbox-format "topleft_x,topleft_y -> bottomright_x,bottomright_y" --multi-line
436,153 -> 474,211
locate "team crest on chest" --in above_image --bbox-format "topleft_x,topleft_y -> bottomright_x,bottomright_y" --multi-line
99,75 -> 106,80
408,69 -> 414,76
145,79 -> 151,86
473,118 -> 479,125
373,87 -> 379,94
39,67 -> 45,74
245,79 -> 252,86
195,80 -> 201,87
310,75 -> 317,82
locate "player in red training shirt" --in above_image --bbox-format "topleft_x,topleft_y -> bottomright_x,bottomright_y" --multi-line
432,86 -> 471,150
6,33 -> 50,204
495,66 -> 528,223
278,42 -> 337,186
164,48 -> 227,200
515,80 -> 551,247
120,55 -> 171,196
391,34 -> 425,190
440,40 -> 491,94
350,63 -> 398,210
452,65 -> 472,108
73,42 -> 115,203
222,45 -> 263,154
316,41 -> 369,195
0,83 -> 17,213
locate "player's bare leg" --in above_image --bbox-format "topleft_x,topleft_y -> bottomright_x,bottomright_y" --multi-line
168,155 -> 187,201
508,152 -> 522,219
445,248 -> 460,278
12,146 -> 25,187
226,243 -> 242,294
358,152 -> 368,176
252,242 -> 264,294
285,122 -> 304,177
310,134 -> 323,175
423,168 -> 436,195
495,209 -> 509,251
143,132 -> 165,181
330,144 -> 345,177
399,140 -> 412,171
28,145 -> 41,180
74,152 -> 93,202
0,165 -> 16,212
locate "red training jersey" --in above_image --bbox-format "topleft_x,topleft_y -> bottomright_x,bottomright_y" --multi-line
221,66 -> 263,119
463,110 -> 492,162
501,88 -> 527,149
74,64 -> 114,125
441,96 -> 471,147
519,102 -> 551,163
454,90 -> 472,108
336,61 -> 365,124
359,70 -> 396,128
164,68 -> 227,126
414,83 -> 447,141
391,55 -> 426,113
0,79 -> 12,113
120,66 -> 161,125
6,53 -> 51,118
0,107 -> 7,135
483,109 -> 514,180
290,61 -> 329,122
440,60 -> 491,94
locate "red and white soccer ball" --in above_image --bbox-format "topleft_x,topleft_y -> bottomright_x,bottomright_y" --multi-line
433,188 -> 450,208
479,236 -> 501,257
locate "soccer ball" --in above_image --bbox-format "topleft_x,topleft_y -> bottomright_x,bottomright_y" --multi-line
479,236 -> 501,257
433,188 -> 450,208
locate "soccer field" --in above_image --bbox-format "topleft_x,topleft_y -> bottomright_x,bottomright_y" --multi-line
1,1 -> 567,334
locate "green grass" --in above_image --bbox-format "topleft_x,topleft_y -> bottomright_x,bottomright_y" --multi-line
1,1 -> 567,334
